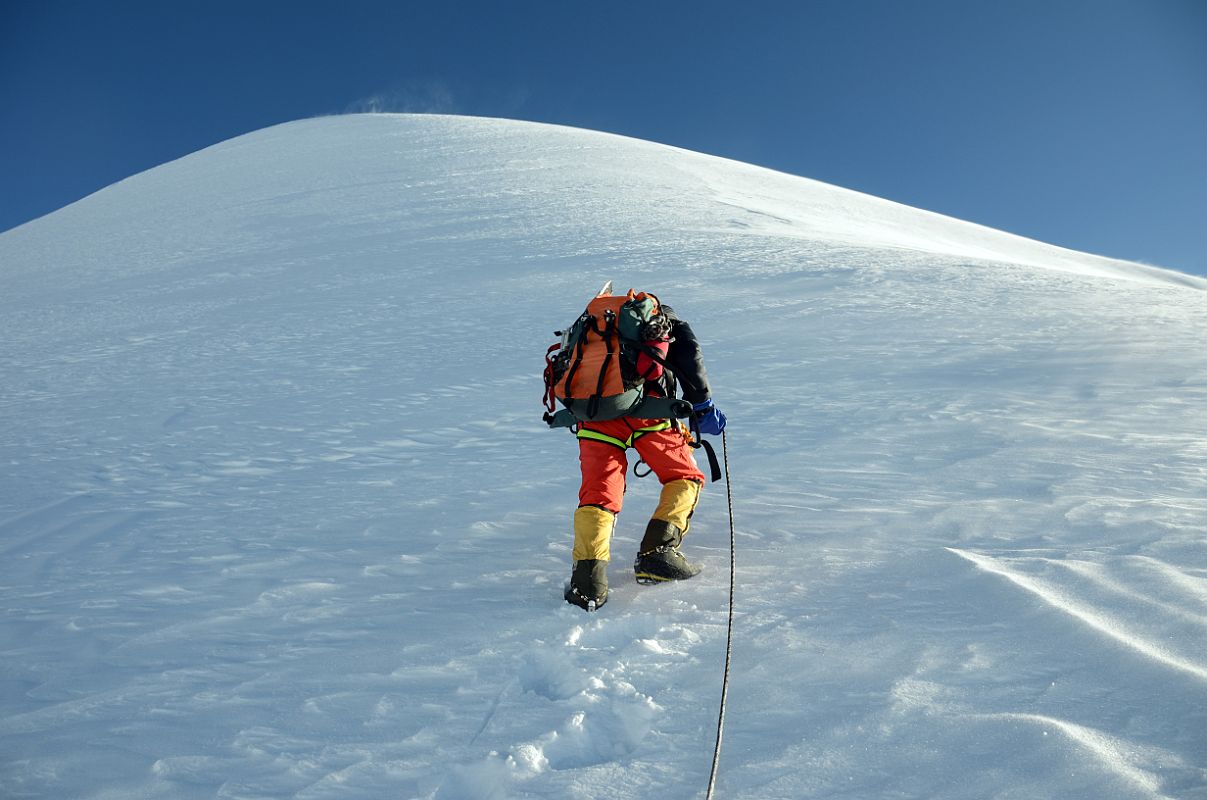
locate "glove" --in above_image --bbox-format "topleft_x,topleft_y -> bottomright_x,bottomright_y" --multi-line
692,398 -> 727,436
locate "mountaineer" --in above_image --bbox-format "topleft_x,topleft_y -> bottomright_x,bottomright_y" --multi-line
543,284 -> 726,611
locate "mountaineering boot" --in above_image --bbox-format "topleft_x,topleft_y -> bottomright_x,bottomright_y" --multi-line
634,545 -> 701,584
565,559 -> 609,611
633,479 -> 703,584
634,517 -> 702,584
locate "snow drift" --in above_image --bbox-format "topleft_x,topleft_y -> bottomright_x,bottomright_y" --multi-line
2,114 -> 1206,799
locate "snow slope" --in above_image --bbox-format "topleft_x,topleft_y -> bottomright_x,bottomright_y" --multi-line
2,114 -> 1206,800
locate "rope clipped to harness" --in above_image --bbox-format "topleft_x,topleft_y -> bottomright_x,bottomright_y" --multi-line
628,420 -> 721,483
689,414 -> 723,483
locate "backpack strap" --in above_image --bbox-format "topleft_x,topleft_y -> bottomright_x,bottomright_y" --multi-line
560,315 -> 591,405
585,310 -> 618,419
544,408 -> 577,428
542,343 -> 562,414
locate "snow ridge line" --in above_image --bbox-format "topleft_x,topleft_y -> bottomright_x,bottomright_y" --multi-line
969,712 -> 1177,799
1051,558 -> 1207,627
948,548 -> 1207,683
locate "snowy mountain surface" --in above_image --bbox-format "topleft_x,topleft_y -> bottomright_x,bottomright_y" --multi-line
2,114 -> 1207,800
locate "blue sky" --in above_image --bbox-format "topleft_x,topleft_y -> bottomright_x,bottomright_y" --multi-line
2,0 -> 1204,274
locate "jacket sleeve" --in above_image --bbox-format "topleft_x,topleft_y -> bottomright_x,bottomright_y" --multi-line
662,307 -> 712,405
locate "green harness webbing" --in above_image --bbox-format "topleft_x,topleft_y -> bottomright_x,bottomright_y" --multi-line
575,420 -> 672,450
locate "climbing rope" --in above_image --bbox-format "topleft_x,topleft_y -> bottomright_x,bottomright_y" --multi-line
705,429 -> 735,799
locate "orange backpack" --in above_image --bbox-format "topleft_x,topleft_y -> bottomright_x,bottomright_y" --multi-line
542,286 -> 690,427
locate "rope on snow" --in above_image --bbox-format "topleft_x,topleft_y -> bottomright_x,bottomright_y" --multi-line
705,429 -> 736,799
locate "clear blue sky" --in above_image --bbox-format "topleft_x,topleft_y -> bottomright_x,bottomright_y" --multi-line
2,0 -> 1204,274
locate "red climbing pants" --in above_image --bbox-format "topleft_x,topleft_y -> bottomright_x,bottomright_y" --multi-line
572,417 -> 705,562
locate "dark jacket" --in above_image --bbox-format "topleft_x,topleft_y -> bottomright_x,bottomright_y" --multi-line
651,306 -> 711,406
